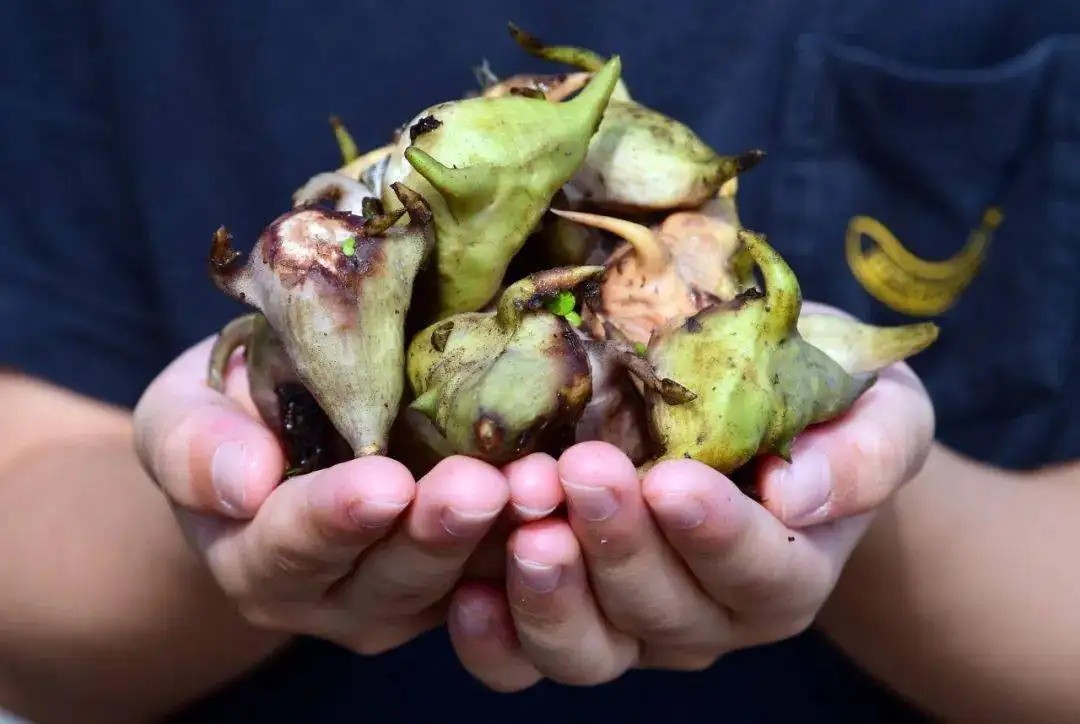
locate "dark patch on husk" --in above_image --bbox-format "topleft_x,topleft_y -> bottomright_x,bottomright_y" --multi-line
409,115 -> 443,142
510,86 -> 546,100
261,207 -> 386,307
474,414 -> 505,454
431,321 -> 453,352
361,196 -> 385,219
278,383 -> 342,477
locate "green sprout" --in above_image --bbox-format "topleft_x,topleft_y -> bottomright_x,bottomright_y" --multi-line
341,236 -> 356,256
546,290 -> 582,325
547,290 -> 576,315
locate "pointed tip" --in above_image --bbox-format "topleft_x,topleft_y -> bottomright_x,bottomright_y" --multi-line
561,54 -> 621,131
737,227 -> 802,340
712,149 -> 766,189
659,378 -> 697,405
388,181 -> 433,226
506,20 -> 530,44
403,146 -> 474,203
361,207 -> 406,236
507,22 -> 608,72
207,314 -> 255,392
409,389 -> 439,419
734,149 -> 766,173
551,208 -> 667,271
329,114 -> 359,164
208,226 -> 242,274
799,316 -> 941,375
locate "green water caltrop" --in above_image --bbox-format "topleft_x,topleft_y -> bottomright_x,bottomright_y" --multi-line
380,56 -> 623,319
208,312 -> 351,476
643,229 -> 932,473
571,102 -> 765,211
506,22 -> 765,211
406,266 -> 606,465
209,182 -> 435,458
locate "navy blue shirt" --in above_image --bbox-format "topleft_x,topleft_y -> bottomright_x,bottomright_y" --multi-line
4,1 -> 1080,721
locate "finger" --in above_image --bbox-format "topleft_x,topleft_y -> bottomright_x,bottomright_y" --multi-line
463,453 -> 565,581
447,581 -> 543,692
133,336 -> 285,518
642,459 -> 844,633
506,519 -> 639,686
557,442 -> 731,651
504,452 -> 564,521
757,362 -> 935,528
203,455 -> 415,607
339,456 -> 509,619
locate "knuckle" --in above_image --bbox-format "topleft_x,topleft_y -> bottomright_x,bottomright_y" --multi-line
506,595 -> 576,630
256,548 -> 343,594
154,405 -> 226,502
365,570 -> 446,615
267,546 -> 321,578
839,425 -> 908,510
729,566 -> 789,606
207,554 -> 259,604
626,610 -> 700,646
585,537 -> 640,567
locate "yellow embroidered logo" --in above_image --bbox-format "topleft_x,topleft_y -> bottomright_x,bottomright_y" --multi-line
845,207 -> 1001,317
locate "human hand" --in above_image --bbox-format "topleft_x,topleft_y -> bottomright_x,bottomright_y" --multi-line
132,334 -> 527,655
444,302 -> 936,689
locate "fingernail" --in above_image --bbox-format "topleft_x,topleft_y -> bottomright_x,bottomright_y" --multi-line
513,555 -> 561,593
454,599 -> 491,637
211,442 -> 248,513
348,499 -> 408,529
782,449 -> 833,525
650,494 -> 707,530
512,502 -> 558,520
442,506 -> 500,538
562,481 -> 618,522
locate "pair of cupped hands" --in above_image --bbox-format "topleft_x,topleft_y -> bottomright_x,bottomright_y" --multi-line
134,301 -> 935,692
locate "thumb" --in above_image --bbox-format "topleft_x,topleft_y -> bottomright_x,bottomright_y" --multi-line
133,335 -> 286,519
758,361 -> 935,529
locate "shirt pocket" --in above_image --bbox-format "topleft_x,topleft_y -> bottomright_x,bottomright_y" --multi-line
762,34 -> 1080,451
